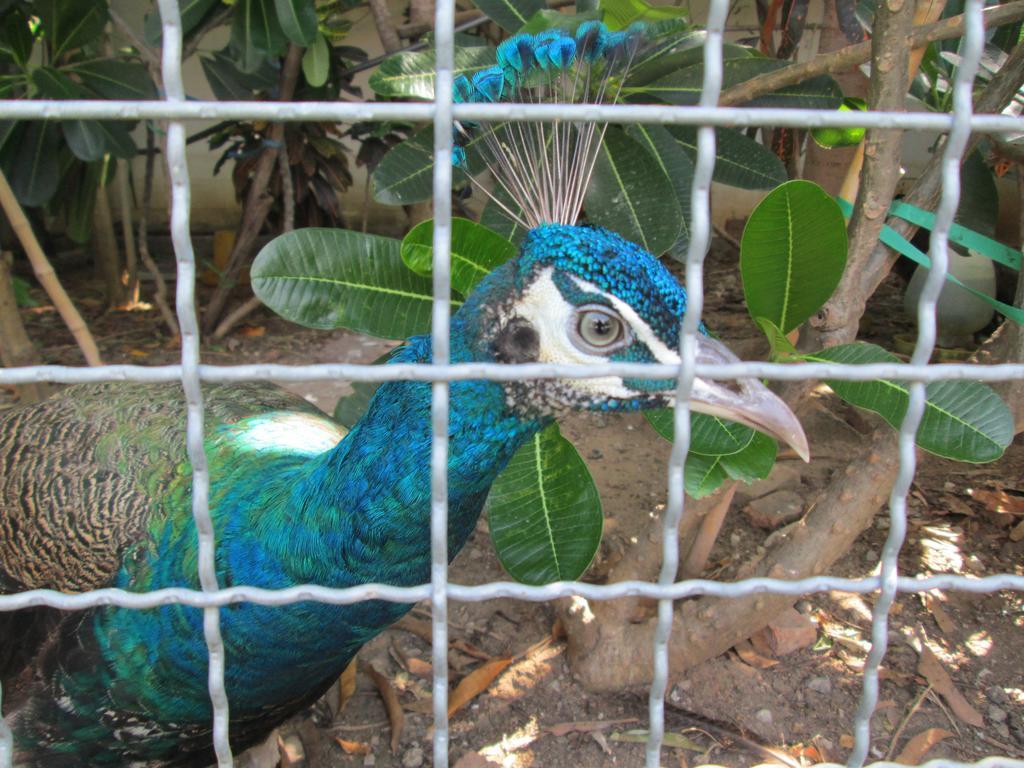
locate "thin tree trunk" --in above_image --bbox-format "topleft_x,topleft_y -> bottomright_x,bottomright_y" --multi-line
368,0 -> 402,53
0,253 -> 52,404
93,163 -> 127,309
139,127 -> 179,338
202,43 -> 304,334
117,159 -> 139,305
0,169 -> 102,366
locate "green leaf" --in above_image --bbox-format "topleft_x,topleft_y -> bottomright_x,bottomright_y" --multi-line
302,32 -> 330,87
401,217 -> 516,295
31,67 -> 136,160
584,126 -> 681,255
626,124 -> 692,260
755,317 -> 800,361
201,51 -> 279,100
480,186 -> 526,247
626,35 -> 750,88
8,121 -> 59,206
369,46 -> 496,99
62,159 -> 104,244
144,0 -> 220,46
252,228 -> 458,338
472,0 -> 546,32
600,0 -> 688,30
72,60 -> 158,100
740,180 -> 847,334
811,97 -> 867,148
519,9 -> 601,33
643,58 -> 842,109
646,411 -> 776,498
0,9 -> 34,67
232,0 -> 288,69
809,343 -> 1014,463
274,0 -> 318,46
36,0 -> 107,60
372,127 -> 480,205
667,126 -> 786,190
488,423 -> 602,584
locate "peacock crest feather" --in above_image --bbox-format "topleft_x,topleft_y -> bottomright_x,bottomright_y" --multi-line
451,21 -> 651,228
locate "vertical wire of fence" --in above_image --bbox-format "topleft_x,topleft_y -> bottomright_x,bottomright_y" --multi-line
1,0 -> 1024,766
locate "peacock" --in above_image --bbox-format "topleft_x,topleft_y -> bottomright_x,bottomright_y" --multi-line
0,22 -> 809,767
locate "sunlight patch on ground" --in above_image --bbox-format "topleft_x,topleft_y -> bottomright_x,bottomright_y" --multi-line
918,523 -> 964,573
964,629 -> 993,657
479,717 -> 540,767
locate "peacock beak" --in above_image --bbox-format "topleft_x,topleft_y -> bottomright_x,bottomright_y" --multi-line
677,335 -> 810,463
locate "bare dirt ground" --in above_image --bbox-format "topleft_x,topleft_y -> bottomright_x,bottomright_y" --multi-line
4,240 -> 1022,768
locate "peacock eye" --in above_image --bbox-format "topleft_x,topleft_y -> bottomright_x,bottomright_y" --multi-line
572,305 -> 628,354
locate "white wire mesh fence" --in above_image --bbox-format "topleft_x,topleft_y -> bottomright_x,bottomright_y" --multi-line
0,0 -> 1022,766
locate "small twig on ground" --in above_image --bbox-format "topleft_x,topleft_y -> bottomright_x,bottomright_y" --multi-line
885,684 -> 933,759
925,688 -> 963,737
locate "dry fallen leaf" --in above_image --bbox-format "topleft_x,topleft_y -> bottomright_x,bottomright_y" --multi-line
334,737 -> 371,755
394,615 -> 434,643
895,728 -> 953,764
839,735 -> 855,749
238,325 -> 265,337
406,657 -> 433,678
368,665 -> 405,752
609,730 -> 703,751
1010,518 -> 1024,542
924,593 -> 957,637
448,657 -> 512,718
968,488 -> 1024,526
917,645 -> 984,727
545,718 -> 638,737
734,640 -> 780,669
451,639 -> 491,661
452,753 -> 501,768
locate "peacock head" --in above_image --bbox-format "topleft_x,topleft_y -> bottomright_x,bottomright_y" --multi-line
462,223 -> 809,461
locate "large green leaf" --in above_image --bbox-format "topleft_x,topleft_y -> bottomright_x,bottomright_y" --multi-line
36,0 -> 107,59
63,159 -> 104,244
401,217 -> 516,295
201,51 -> 279,100
9,121 -> 59,206
144,0 -> 220,46
232,0 -> 288,70
584,126 -> 681,255
472,0 -> 546,32
810,343 -> 1013,463
72,60 -> 157,100
372,127 -> 481,205
740,180 -> 847,334
600,0 -> 688,30
667,126 -> 786,190
519,9 -> 601,33
643,58 -> 842,109
302,32 -> 330,87
252,228 -> 458,338
274,0 -> 318,46
31,67 -> 135,160
626,124 -> 692,260
0,9 -> 34,67
480,186 -> 526,247
626,36 -> 751,88
369,46 -> 496,99
645,410 -> 777,497
488,423 -> 602,584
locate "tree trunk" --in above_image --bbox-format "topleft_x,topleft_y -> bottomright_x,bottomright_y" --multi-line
799,0 -> 869,196
0,253 -> 53,404
202,43 -> 305,335
92,169 -> 126,309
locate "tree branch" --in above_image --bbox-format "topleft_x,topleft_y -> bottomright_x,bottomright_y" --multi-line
719,2 -> 1024,107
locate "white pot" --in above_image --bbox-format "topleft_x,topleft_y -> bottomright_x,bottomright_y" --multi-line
903,248 -> 996,348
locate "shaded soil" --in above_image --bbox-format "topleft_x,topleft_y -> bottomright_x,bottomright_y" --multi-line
3,240 -> 1022,768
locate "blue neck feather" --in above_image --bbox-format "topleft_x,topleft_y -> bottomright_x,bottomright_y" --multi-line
83,262 -> 543,731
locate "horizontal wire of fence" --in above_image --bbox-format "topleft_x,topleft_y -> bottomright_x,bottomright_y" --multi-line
1,98 -> 1023,132
0,0 -> 1022,765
